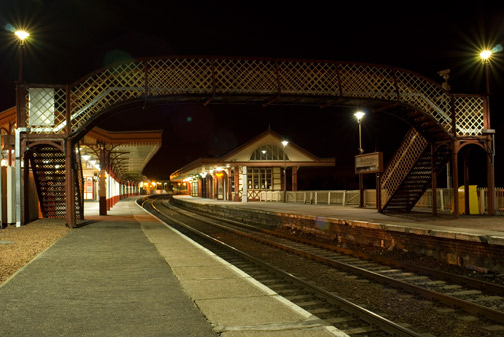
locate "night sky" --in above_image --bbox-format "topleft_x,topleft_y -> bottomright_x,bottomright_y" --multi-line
0,1 -> 503,188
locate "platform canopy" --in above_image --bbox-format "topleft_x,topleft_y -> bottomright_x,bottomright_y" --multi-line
80,127 -> 162,182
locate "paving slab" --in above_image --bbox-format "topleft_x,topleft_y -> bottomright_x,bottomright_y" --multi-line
0,201 -> 218,337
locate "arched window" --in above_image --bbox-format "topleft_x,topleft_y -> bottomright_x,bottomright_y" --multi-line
250,144 -> 289,161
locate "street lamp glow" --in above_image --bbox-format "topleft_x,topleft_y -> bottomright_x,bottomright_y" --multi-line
281,140 -> 288,203
15,30 -> 29,44
354,111 -> 365,121
480,49 -> 492,62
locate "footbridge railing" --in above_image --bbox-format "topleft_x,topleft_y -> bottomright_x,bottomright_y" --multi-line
18,56 -> 487,138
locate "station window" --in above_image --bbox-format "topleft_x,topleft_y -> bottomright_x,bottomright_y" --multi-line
247,168 -> 273,190
250,144 -> 289,161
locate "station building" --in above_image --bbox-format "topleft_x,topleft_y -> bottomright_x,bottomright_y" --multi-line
170,130 -> 335,202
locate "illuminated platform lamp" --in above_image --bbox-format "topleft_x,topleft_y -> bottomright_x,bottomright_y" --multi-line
354,111 -> 365,208
281,140 -> 288,202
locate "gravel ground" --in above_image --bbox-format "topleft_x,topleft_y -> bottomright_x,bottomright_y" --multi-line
214,230 -> 504,336
0,219 -> 71,284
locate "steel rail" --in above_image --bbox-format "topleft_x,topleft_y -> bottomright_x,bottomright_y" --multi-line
213,211 -> 504,294
143,197 -> 423,337
166,198 -> 504,325
175,200 -> 504,294
175,199 -> 504,295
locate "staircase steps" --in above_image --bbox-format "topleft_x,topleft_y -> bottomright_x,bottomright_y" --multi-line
29,145 -> 83,219
381,128 -> 451,213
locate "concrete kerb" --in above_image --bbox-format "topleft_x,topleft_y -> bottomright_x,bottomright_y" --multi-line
135,198 -> 347,336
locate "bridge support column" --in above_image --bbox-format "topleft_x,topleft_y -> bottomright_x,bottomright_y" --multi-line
451,141 -> 459,218
487,142 -> 496,216
99,145 -> 107,215
65,139 -> 76,228
431,143 -> 437,217
463,149 -> 470,214
23,153 -> 30,223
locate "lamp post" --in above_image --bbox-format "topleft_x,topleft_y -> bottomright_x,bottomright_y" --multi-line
15,30 -> 29,82
282,140 -> 288,203
354,111 -> 365,208
480,49 -> 496,216
14,29 -> 29,227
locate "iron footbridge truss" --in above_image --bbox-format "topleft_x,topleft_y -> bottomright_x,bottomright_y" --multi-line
15,56 -> 491,223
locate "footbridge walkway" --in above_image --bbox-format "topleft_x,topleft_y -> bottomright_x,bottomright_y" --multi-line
12,56 -> 494,226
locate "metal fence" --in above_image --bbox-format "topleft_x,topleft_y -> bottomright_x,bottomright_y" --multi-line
259,188 -> 504,215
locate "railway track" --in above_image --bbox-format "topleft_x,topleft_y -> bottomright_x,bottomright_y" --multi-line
141,196 -> 424,337
141,195 -> 504,335
168,201 -> 504,322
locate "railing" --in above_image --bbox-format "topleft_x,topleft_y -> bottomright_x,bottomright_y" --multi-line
260,190 -> 365,206
20,57 -> 486,138
380,128 -> 428,209
259,188 -> 504,215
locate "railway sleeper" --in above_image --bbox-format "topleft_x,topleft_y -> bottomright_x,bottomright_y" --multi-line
267,283 -> 296,290
400,276 -> 431,282
295,300 -> 327,307
342,325 -> 379,335
284,294 -> 314,301
473,295 -> 504,302
449,289 -> 482,296
324,316 -> 361,324
309,307 -> 341,315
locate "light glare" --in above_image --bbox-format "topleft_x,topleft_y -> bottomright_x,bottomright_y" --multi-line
354,111 -> 365,121
480,50 -> 492,61
15,30 -> 29,42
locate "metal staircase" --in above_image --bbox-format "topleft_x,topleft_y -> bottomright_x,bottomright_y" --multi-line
29,145 -> 83,218
381,128 -> 451,213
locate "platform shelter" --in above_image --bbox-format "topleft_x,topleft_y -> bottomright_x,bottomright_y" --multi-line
78,127 -> 162,215
0,105 -> 162,225
170,130 -> 334,202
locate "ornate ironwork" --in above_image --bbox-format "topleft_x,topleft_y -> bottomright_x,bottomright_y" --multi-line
20,57 -> 486,138
28,144 -> 83,218
380,128 -> 428,208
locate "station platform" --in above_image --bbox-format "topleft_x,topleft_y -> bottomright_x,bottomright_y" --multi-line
0,197 -> 344,337
172,195 -> 504,240
171,195 -> 504,274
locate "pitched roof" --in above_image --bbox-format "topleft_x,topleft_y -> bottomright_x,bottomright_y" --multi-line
170,129 -> 334,181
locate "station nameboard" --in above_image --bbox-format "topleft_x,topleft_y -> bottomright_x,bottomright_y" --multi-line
355,152 -> 383,174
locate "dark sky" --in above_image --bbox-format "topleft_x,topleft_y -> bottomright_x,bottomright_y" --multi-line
0,1 -> 503,187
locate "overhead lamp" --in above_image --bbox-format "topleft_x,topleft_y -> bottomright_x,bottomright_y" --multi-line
480,49 -> 492,63
354,111 -> 365,121
15,30 -> 29,45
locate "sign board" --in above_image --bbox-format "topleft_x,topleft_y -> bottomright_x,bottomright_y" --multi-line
355,152 -> 383,174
